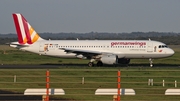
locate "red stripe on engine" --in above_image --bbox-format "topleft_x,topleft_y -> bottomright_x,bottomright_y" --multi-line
12,14 -> 24,44
21,15 -> 32,44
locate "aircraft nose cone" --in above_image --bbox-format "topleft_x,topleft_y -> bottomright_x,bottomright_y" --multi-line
171,49 -> 175,55
169,49 -> 175,56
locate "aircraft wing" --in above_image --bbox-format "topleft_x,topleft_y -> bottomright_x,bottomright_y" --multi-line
59,48 -> 104,57
60,48 -> 125,59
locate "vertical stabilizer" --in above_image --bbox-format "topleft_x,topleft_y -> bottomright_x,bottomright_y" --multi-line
12,13 -> 44,44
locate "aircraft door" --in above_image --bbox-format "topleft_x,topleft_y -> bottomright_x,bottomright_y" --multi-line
147,42 -> 153,52
39,43 -> 48,52
39,42 -> 44,52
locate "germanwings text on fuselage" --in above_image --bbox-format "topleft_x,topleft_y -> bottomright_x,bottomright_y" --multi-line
111,42 -> 146,46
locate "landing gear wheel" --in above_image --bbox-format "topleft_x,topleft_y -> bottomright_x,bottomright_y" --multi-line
149,58 -> 153,67
97,61 -> 103,67
88,62 -> 94,67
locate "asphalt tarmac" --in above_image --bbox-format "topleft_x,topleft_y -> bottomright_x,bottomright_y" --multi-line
0,63 -> 179,69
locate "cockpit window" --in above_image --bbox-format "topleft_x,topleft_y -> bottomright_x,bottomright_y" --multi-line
158,45 -> 168,48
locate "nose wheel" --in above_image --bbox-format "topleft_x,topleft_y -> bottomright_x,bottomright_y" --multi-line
149,58 -> 153,67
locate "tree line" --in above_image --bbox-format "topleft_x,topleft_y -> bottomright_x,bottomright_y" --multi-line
0,32 -> 180,45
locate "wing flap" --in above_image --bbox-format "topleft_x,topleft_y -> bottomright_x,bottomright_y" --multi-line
59,48 -> 102,57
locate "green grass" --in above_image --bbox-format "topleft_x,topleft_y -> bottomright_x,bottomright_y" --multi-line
0,68 -> 180,101
0,45 -> 180,100
0,45 -> 90,65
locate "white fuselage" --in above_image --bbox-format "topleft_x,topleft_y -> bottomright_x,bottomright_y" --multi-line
10,40 -> 174,59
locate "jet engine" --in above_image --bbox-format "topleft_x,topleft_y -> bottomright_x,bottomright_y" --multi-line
118,58 -> 130,64
100,54 -> 118,65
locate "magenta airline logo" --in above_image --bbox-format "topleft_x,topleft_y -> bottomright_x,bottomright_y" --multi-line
111,42 -> 146,46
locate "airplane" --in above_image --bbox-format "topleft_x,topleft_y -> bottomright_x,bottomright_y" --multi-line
10,13 -> 175,67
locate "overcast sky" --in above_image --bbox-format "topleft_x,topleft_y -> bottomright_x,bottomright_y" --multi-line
0,0 -> 180,34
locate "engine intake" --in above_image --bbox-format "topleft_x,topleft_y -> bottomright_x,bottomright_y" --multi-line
100,54 -> 118,65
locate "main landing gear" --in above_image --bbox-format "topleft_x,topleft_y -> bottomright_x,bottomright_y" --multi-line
88,61 -> 103,67
149,58 -> 153,67
88,59 -> 95,67
96,61 -> 103,66
88,59 -> 103,67
88,62 -> 94,67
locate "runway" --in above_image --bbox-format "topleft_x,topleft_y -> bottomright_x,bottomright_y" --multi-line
0,64 -> 61,69
0,64 -> 179,69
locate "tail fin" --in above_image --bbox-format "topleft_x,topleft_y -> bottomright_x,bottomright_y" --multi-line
12,13 -> 44,44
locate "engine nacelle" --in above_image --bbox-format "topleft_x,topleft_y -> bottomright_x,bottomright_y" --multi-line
100,54 -> 118,65
118,58 -> 130,64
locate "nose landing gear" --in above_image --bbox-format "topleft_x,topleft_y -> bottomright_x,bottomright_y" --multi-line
149,58 -> 153,67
